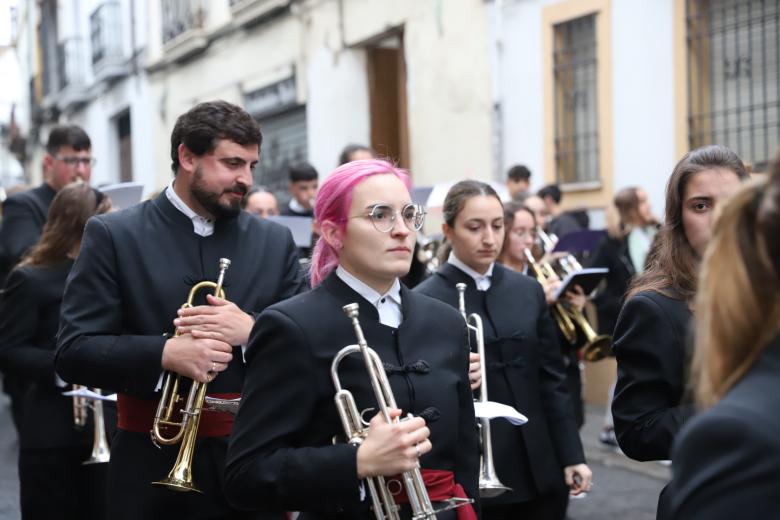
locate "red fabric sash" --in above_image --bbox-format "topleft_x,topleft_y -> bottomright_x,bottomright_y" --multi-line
117,392 -> 239,438
390,469 -> 477,520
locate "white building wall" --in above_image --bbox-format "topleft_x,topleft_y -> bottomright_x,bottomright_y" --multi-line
610,0 -> 676,218
494,0 -> 678,218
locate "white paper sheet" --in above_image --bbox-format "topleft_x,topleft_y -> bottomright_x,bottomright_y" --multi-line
62,388 -> 118,402
474,400 -> 528,425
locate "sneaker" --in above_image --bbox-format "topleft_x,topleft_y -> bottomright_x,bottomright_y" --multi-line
598,427 -> 619,447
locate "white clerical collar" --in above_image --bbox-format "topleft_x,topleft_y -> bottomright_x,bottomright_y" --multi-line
166,180 -> 214,237
448,252 -> 494,291
289,198 -> 309,214
336,266 -> 402,328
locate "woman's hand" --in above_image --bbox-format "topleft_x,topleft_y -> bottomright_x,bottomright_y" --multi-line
563,284 -> 587,312
356,408 -> 431,478
468,352 -> 481,390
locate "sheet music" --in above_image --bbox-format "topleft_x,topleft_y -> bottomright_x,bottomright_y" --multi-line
474,400 -> 528,425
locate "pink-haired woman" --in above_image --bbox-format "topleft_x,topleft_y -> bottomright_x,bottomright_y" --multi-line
225,159 -> 481,519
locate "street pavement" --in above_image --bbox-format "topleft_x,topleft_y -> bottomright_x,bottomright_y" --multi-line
0,395 -> 669,520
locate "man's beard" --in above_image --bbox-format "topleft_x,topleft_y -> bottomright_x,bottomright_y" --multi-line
190,166 -> 247,220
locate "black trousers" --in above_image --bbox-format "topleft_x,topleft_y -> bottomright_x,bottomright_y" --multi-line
19,445 -> 108,520
108,429 -> 281,520
482,484 -> 569,520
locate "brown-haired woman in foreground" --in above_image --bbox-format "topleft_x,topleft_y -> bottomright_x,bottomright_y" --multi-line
0,182 -> 111,519
610,145 -> 749,515
665,154 -> 780,519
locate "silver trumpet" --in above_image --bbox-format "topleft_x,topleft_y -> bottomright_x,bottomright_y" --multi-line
331,303 -> 471,520
71,385 -> 111,464
455,283 -> 511,498
84,388 -> 111,464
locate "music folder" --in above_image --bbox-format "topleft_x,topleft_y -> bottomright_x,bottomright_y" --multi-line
267,215 -> 314,248
552,267 -> 609,301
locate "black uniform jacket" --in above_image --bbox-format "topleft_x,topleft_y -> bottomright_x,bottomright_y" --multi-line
611,290 -> 695,462
55,190 -> 305,397
0,260 -> 91,450
415,263 -> 585,503
0,183 -> 55,282
586,235 -> 635,336
225,272 -> 480,518
665,333 -> 780,520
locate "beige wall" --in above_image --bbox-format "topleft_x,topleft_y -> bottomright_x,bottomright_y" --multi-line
146,0 -> 493,189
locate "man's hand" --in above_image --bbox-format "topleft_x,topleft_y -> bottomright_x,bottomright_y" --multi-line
173,294 -> 255,346
161,335 -> 233,383
356,409 -> 431,478
564,463 -> 593,496
468,352 -> 482,390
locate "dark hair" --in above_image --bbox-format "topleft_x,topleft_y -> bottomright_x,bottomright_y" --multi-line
538,184 -> 562,204
289,162 -> 318,183
502,200 -> 537,228
241,185 -> 274,209
439,180 -> 503,262
693,152 -> 780,406
338,143 -> 376,165
606,187 -> 643,239
46,125 -> 91,155
507,165 -> 531,183
20,183 -> 111,268
170,100 -> 262,174
500,200 -> 538,259
628,145 -> 749,302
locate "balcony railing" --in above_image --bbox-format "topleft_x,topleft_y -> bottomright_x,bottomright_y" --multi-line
56,37 -> 90,110
162,0 -> 206,45
90,1 -> 129,82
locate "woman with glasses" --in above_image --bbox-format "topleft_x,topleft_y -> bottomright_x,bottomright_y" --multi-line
415,181 -> 591,520
497,201 -> 587,428
225,159 -> 480,519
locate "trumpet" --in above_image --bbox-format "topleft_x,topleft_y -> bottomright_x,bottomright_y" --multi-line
84,388 -> 111,464
71,385 -> 111,464
151,258 -> 231,493
332,303 -> 471,520
455,283 -> 511,498
524,249 -> 612,361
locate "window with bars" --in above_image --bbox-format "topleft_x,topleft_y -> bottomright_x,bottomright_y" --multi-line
687,0 -> 780,170
553,14 -> 599,185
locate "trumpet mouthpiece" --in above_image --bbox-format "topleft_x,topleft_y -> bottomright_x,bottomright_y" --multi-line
342,303 -> 360,318
456,283 -> 467,292
219,258 -> 231,270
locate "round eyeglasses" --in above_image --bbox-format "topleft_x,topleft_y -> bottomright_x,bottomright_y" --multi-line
350,203 -> 426,233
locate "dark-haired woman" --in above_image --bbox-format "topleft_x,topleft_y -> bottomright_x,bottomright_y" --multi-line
610,145 -> 749,516
0,182 -> 111,519
665,155 -> 780,519
225,160 -> 480,519
498,201 -> 588,428
415,180 -> 591,520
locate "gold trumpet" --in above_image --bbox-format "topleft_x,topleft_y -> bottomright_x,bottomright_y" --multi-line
455,283 -> 511,498
524,249 -> 612,361
332,303 -> 472,520
151,258 -> 231,493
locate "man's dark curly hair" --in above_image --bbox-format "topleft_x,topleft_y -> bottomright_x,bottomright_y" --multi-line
170,100 -> 262,174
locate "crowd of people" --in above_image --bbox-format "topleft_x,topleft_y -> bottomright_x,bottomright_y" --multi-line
0,99 -> 777,520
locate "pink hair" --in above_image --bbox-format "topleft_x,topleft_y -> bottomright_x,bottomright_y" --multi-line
310,159 -> 411,287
